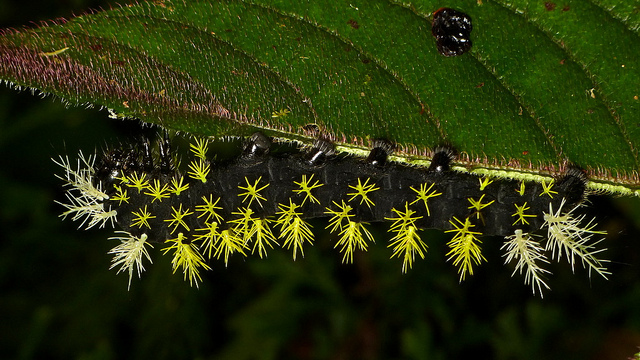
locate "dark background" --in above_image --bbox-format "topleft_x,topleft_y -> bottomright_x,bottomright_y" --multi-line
1,1 -> 640,359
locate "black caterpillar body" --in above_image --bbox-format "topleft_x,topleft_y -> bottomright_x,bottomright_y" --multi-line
105,138 -> 584,241
56,132 -> 608,293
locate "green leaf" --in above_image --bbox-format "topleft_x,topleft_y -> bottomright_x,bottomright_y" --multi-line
0,0 -> 639,194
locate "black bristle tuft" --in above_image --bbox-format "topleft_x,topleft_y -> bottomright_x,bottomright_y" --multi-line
367,139 -> 395,167
428,146 -> 457,172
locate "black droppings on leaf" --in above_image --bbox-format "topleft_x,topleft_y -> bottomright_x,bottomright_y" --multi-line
431,8 -> 473,57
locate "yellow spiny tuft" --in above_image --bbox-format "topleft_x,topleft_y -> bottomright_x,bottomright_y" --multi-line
516,181 -> 526,196
144,179 -> 171,202
214,229 -> 247,266
169,176 -> 190,195
164,204 -> 193,233
130,205 -> 156,229
112,184 -> 130,205
249,218 -> 278,258
542,199 -> 609,278
276,199 -> 314,260
229,208 -> 261,256
409,182 -> 441,216
347,178 -> 379,208
293,174 -> 324,205
512,202 -> 536,225
502,230 -> 550,297
196,195 -> 224,223
195,219 -> 247,265
539,180 -> 558,198
467,194 -> 495,221
271,108 -> 291,118
126,172 -> 149,192
445,217 -> 486,282
162,233 -> 210,287
478,177 -> 493,191
190,138 -> 209,160
335,220 -> 374,264
386,202 -> 427,273
230,207 -> 254,241
325,200 -> 353,233
325,200 -> 373,263
108,232 -> 153,290
230,208 -> 278,258
187,158 -> 210,183
195,220 -> 222,259
238,176 -> 269,207
115,175 -> 129,185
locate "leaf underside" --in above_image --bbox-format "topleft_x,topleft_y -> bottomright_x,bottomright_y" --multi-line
1,0 -> 639,192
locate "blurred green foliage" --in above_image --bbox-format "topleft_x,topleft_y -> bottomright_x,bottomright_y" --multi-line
2,1 -> 640,359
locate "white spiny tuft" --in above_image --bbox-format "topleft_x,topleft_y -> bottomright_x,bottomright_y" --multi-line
58,193 -> 116,229
90,206 -> 118,229
542,199 -> 609,279
108,232 -> 154,290
54,152 -> 109,201
502,230 -> 550,297
54,152 -> 116,229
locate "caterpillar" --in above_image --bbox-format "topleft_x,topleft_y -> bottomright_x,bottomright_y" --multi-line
54,133 -> 608,296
